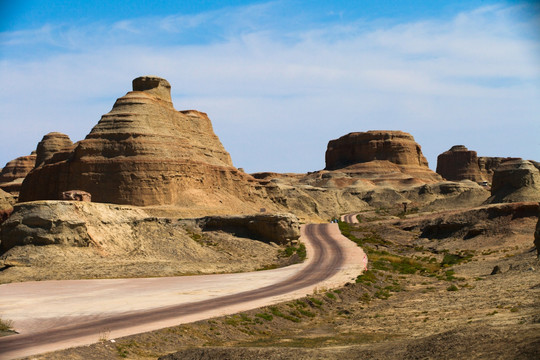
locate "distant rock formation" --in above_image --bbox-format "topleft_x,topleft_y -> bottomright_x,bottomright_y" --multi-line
0,153 -> 37,194
19,76 -> 267,214
488,159 -> 540,203
35,132 -> 74,168
324,131 -> 441,182
477,157 -> 521,184
436,145 -> 484,182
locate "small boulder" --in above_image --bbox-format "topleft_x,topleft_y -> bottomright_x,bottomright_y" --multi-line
61,190 -> 91,202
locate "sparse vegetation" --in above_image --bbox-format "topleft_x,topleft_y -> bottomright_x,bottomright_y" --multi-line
0,317 -> 14,332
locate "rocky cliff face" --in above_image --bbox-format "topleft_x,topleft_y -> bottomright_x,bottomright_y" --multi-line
436,145 -> 484,182
324,131 -> 440,182
19,76 -> 268,214
488,159 -> 540,203
34,132 -> 74,168
0,153 -> 37,194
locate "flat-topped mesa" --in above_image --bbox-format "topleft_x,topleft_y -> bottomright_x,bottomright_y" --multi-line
323,131 -> 440,183
132,76 -> 172,104
19,76 -> 266,212
436,145 -> 484,182
325,131 -> 429,169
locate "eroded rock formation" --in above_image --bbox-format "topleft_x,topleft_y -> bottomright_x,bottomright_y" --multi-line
0,189 -> 15,224
488,160 -> 540,203
0,201 -> 287,282
194,213 -> 300,245
535,209 -> 540,258
324,131 -> 441,182
436,145 -> 484,182
19,76 -> 268,214
0,153 -> 37,194
35,132 -> 74,168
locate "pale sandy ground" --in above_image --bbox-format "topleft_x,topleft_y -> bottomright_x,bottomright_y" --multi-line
0,224 -> 366,360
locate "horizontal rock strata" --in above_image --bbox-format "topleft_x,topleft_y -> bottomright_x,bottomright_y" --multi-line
19,76 -> 269,213
324,131 -> 441,182
436,145 -> 484,182
35,132 -> 74,168
0,154 -> 36,194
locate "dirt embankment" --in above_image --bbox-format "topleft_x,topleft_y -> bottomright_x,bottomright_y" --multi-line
0,202 -> 303,284
25,203 -> 539,360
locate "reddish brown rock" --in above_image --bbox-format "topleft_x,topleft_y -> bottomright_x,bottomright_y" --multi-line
35,132 -> 74,168
0,153 -> 37,194
436,145 -> 484,182
324,131 -> 441,182
19,76 -> 267,213
61,190 -> 91,202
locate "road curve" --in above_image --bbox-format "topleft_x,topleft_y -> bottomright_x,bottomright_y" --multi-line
341,213 -> 360,224
0,223 -> 366,359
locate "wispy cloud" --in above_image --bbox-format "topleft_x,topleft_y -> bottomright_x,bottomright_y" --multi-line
0,2 -> 538,172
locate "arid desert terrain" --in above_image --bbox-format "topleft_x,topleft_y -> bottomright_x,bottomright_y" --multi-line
0,76 -> 538,359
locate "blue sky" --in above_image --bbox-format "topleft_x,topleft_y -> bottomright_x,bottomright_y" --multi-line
1,0 -> 539,173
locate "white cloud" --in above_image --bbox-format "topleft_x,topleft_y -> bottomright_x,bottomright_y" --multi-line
0,3 -> 538,173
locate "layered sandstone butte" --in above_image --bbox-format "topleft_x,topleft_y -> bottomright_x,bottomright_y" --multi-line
488,159 -> 540,203
19,76 -> 266,212
0,153 -> 37,194
34,132 -> 74,168
324,131 -> 441,182
436,145 -> 484,182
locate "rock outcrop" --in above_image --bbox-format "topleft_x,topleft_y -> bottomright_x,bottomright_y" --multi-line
61,190 -> 91,202
324,131 -> 441,183
0,201 -> 292,282
19,76 -> 268,214
488,160 -> 540,203
535,210 -> 540,258
194,213 -> 300,245
436,145 -> 484,182
34,132 -> 74,168
0,153 -> 37,194
0,189 -> 15,224
391,202 -> 539,240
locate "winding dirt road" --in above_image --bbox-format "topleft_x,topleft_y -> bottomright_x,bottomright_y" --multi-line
0,223 -> 366,359
341,213 -> 360,224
